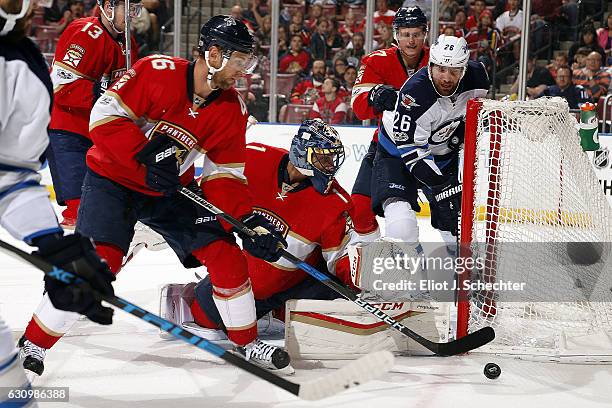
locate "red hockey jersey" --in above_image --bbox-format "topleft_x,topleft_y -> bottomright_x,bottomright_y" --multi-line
88,56 -> 253,224
350,46 -> 429,141
244,143 -> 357,299
49,16 -> 138,138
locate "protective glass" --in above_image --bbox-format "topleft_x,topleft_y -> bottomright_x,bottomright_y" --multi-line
431,64 -> 465,79
308,146 -> 346,176
396,29 -> 426,40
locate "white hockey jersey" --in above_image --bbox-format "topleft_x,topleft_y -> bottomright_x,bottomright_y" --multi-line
0,37 -> 62,242
378,60 -> 489,186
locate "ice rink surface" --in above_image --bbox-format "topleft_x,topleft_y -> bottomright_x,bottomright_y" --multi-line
1,219 -> 612,408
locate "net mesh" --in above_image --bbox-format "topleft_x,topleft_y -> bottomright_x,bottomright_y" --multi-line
463,97 -> 612,361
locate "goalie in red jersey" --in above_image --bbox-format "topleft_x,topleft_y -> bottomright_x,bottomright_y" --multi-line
19,15 -> 292,376
158,119 -> 362,341
46,0 -> 140,227
349,6 -> 429,239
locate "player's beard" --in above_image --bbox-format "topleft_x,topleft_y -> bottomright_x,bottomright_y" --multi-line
211,72 -> 236,90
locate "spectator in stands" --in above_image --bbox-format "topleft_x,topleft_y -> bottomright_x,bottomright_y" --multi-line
290,59 -> 326,104
466,0 -> 486,31
255,14 -> 272,49
374,0 -> 395,26
132,5 -> 154,54
439,0 -> 459,22
231,4 -> 255,32
333,57 -> 348,81
454,9 -> 469,37
573,52 -> 611,101
557,0 -> 578,41
476,40 -> 496,78
289,11 -> 311,46
243,0 -> 267,31
277,25 -> 290,57
280,34 -> 311,74
537,66 -> 591,109
310,77 -> 348,124
466,9 -> 500,50
339,9 -> 364,43
325,17 -> 344,51
571,47 -> 590,71
343,64 -> 358,96
442,25 -> 456,36
375,22 -> 394,49
310,17 -> 331,61
337,32 -> 366,63
567,25 -> 606,68
57,0 -> 84,33
306,3 -> 323,30
596,13 -> 612,66
141,0 -> 160,50
510,54 -> 555,97
547,53 -> 568,79
44,0 -> 69,23
495,0 -> 522,38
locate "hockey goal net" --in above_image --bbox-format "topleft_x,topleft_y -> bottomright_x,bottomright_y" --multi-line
457,97 -> 612,362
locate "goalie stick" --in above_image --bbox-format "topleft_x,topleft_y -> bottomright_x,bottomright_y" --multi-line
0,238 -> 393,401
179,187 -> 496,356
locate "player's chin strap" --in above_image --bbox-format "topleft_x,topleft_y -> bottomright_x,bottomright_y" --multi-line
427,64 -> 467,98
100,4 -> 123,34
203,50 -> 230,90
0,0 -> 30,36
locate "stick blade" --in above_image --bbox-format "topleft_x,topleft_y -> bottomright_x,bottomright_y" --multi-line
437,326 -> 496,356
297,350 -> 394,401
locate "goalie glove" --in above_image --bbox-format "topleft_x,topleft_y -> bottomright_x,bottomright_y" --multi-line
429,175 -> 462,236
237,213 -> 288,262
136,135 -> 184,196
368,84 -> 398,113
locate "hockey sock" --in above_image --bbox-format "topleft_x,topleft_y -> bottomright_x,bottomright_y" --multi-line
192,240 -> 257,346
61,198 -> 80,221
190,298 -> 221,330
95,242 -> 124,274
350,194 -> 379,235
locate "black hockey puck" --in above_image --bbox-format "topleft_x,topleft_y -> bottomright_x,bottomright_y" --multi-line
483,363 -> 501,379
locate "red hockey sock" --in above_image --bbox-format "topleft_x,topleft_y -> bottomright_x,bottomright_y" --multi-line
192,240 -> 257,346
23,317 -> 62,349
95,242 -> 124,274
190,298 -> 220,329
61,198 -> 81,222
351,193 -> 379,234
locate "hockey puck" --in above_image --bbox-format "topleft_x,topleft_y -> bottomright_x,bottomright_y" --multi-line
483,363 -> 501,379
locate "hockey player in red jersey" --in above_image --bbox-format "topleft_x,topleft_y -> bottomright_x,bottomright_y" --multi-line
19,15 -> 291,375
46,0 -> 140,226
350,6 -> 429,238
161,119 -> 360,341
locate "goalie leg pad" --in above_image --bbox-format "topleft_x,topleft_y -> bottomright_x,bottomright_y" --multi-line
285,299 -> 450,360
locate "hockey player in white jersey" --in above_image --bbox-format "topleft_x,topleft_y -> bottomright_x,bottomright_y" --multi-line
0,0 -> 116,399
371,35 -> 490,245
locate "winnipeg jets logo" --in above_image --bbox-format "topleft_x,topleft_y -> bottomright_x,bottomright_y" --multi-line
225,16 -> 236,26
400,94 -> 419,110
188,107 -> 199,118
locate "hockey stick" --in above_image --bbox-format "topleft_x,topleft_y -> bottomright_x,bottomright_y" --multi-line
0,239 -> 393,401
179,187 -> 495,356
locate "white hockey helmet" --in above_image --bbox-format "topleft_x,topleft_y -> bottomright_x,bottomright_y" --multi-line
429,34 -> 470,69
428,34 -> 470,96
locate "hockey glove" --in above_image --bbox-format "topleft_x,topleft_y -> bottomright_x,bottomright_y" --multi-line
368,84 -> 398,113
429,175 -> 462,236
33,233 -> 116,325
136,135 -> 183,196
237,213 -> 288,262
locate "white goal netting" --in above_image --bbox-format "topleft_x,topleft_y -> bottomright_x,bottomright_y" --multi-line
459,97 -> 612,362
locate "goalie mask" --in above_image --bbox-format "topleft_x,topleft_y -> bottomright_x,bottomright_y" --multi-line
289,119 -> 346,195
198,15 -> 257,90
